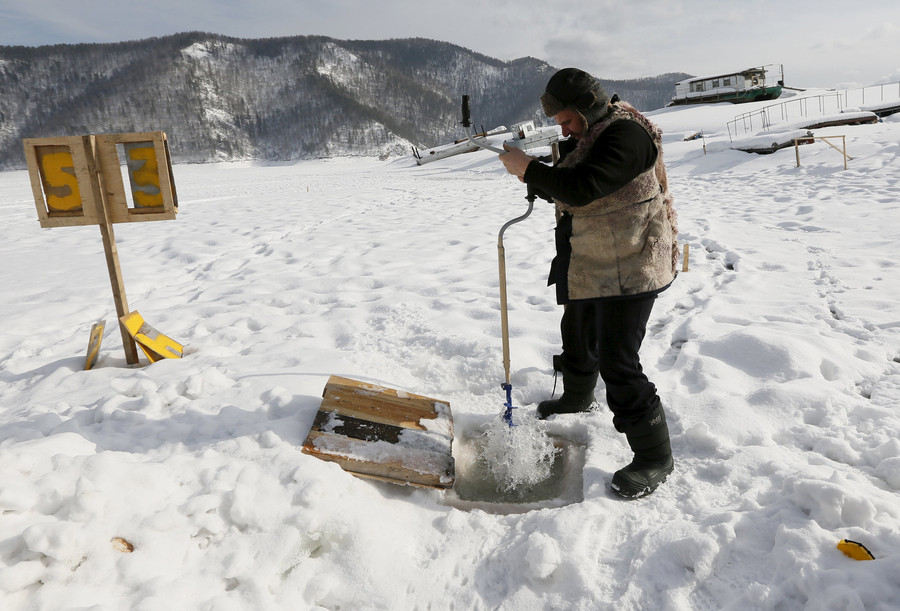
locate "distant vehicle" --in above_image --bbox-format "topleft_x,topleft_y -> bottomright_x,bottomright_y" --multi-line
668,64 -> 784,106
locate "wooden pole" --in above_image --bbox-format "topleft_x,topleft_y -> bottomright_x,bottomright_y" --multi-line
87,136 -> 140,365
795,135 -> 851,170
682,243 -> 690,272
819,136 -> 852,167
497,239 -> 512,386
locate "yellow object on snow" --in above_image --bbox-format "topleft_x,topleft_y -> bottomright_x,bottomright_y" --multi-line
120,311 -> 183,363
837,539 -> 875,561
85,320 -> 105,370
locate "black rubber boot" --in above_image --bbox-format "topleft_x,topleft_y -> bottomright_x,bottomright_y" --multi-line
610,405 -> 674,499
537,362 -> 599,420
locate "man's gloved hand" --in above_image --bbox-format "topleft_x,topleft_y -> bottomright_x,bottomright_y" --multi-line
532,187 -> 554,203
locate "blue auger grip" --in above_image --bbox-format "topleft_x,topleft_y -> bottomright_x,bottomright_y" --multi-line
501,382 -> 517,427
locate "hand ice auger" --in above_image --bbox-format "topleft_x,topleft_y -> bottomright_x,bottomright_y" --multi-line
461,95 -> 537,426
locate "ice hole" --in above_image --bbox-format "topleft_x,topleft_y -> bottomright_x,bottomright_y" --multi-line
443,415 -> 585,514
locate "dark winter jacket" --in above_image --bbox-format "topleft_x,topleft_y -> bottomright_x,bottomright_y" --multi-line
524,102 -> 679,303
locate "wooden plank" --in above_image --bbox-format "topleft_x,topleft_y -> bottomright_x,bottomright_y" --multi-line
120,311 -> 183,363
320,375 -> 452,433
83,136 -> 140,366
303,430 -> 454,489
85,320 -> 105,370
310,410 -> 451,454
301,376 -> 455,489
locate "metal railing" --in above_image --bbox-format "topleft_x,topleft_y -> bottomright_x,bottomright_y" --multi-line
727,81 -> 900,141
841,81 -> 900,107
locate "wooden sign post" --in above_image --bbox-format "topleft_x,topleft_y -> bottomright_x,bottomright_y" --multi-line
23,132 -> 178,365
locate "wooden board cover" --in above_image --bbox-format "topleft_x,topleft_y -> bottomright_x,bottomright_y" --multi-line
302,375 -> 455,489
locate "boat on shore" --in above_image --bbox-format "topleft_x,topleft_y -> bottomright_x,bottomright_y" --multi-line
668,64 -> 784,106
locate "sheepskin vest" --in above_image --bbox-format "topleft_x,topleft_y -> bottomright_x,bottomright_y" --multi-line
555,102 -> 679,300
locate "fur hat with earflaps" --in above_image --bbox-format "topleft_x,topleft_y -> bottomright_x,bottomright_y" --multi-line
541,68 -> 611,128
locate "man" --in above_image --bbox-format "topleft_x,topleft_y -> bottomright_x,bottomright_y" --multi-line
499,68 -> 679,499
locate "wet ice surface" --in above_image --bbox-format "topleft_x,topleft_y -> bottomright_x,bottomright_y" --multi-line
475,414 -> 560,496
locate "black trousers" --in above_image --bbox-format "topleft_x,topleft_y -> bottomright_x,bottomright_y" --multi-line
559,294 -> 661,432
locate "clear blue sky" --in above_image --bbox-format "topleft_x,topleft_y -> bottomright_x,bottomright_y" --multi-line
1,0 -> 898,89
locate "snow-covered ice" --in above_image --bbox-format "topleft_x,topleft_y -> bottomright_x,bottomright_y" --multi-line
2,95 -> 900,609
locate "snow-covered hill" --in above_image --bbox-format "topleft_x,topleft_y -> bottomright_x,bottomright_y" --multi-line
0,33 -> 685,169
